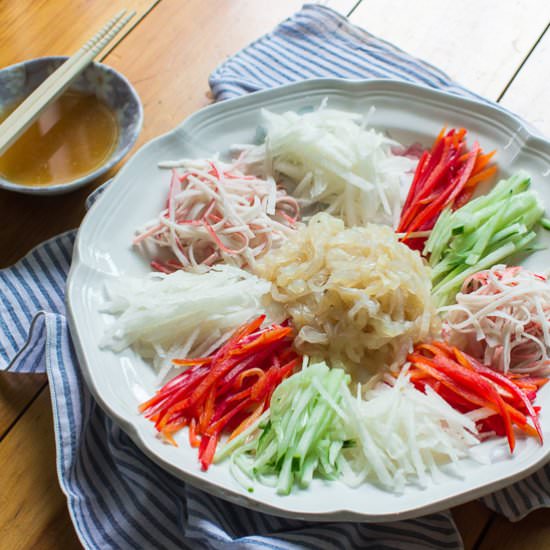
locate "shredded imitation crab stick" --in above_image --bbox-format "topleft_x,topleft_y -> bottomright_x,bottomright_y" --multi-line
139,316 -> 299,471
134,159 -> 300,273
407,341 -> 546,453
398,127 -> 496,251
441,265 -> 550,375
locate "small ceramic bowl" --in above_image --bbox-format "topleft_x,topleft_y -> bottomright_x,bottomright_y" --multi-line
0,56 -> 143,195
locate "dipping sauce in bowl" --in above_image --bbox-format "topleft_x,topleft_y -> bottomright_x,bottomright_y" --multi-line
0,90 -> 119,186
0,56 -> 142,195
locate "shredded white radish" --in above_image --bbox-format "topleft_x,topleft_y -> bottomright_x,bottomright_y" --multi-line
441,265 -> 550,374
236,102 -> 416,228
339,370 -> 479,491
134,159 -> 299,273
100,265 -> 282,380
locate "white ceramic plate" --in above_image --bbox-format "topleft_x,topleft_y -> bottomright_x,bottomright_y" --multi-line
67,79 -> 550,522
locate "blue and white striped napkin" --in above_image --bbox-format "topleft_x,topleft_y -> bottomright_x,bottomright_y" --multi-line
2,4 -> 549,548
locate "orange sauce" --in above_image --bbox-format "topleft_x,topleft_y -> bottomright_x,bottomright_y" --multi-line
0,90 -> 119,186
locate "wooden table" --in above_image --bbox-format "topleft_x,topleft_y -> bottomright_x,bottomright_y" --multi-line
1,1 -> 550,548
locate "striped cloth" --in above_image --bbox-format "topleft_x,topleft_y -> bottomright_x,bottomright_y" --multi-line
2,4 -> 549,548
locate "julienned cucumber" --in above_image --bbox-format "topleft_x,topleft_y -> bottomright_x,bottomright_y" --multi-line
216,361 -> 351,495
424,172 -> 544,306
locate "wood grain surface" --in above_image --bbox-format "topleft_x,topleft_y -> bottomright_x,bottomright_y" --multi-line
350,0 -> 550,99
479,508 -> 550,550
1,1 -> 550,549
500,26 -> 550,137
0,388 -> 82,550
0,372 -> 45,440
0,0 -> 159,68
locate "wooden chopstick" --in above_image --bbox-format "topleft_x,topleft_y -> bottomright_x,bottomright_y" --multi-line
0,9 -> 128,139
0,10 -> 136,157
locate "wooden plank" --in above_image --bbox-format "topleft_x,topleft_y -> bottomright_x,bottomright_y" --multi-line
0,373 -> 46,440
452,501 -> 493,550
0,0 -> 160,265
0,0 -> 158,68
499,28 -> 550,137
349,0 -> 550,99
0,387 -> 81,549
0,0 -> 159,267
325,0 -> 362,15
479,509 -> 550,550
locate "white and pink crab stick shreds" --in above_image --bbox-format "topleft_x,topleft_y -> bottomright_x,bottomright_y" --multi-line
133,159 -> 299,273
441,265 -> 550,375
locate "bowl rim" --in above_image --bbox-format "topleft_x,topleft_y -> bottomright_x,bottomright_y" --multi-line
0,55 -> 143,195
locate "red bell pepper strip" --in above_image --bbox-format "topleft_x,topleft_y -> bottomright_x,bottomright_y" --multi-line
401,151 -> 429,214
205,399 -> 253,437
431,355 -> 516,451
472,150 -> 496,174
403,145 -> 478,237
223,385 -> 255,404
407,342 -> 544,451
236,367 -> 265,388
188,418 -> 200,448
199,433 -> 219,471
229,326 -> 293,356
139,365 -> 209,415
155,355 -> 242,431
398,127 -> 496,251
199,386 -> 217,433
157,323 -> 276,428
228,401 -> 265,442
140,315 -> 298,470
408,353 -> 537,440
172,357 -> 212,367
399,138 -> 451,231
511,375 -> 548,390
461,353 -> 543,443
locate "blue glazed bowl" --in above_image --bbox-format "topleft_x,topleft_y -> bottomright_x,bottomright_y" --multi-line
0,56 -> 143,195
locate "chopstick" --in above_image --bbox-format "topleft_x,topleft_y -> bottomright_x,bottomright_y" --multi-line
1,9 -> 127,138
0,9 -> 136,157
